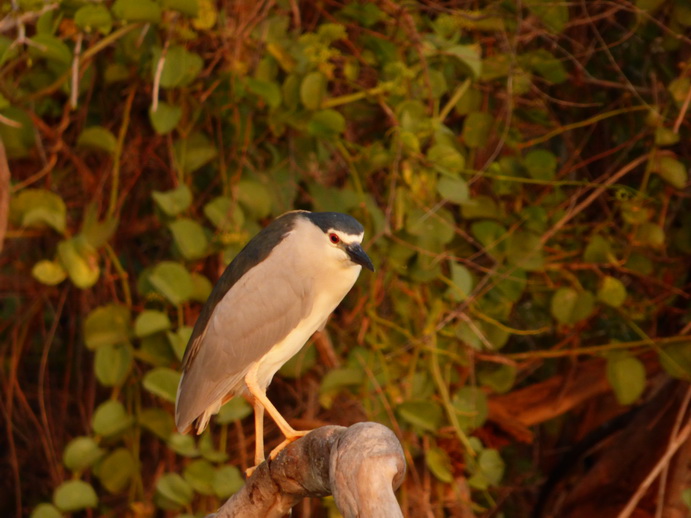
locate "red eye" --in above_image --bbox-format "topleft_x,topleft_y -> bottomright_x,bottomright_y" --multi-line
329,233 -> 340,244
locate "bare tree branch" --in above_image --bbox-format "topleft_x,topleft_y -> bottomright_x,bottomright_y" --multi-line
209,422 -> 406,518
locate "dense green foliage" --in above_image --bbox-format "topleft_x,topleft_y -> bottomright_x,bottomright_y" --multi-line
2,0 -> 691,516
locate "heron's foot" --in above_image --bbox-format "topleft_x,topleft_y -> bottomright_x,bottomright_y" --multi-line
268,430 -> 310,460
245,464 -> 259,478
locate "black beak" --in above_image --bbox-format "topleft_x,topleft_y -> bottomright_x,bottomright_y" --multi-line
346,243 -> 374,271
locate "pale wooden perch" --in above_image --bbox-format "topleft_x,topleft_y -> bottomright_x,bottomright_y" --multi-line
208,422 -> 406,518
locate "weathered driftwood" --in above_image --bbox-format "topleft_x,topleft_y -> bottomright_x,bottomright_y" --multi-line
208,422 -> 406,518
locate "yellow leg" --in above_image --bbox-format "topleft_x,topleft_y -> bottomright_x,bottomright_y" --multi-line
253,400 -> 265,466
245,366 -> 310,460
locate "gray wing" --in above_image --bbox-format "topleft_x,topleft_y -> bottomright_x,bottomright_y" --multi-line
175,236 -> 315,433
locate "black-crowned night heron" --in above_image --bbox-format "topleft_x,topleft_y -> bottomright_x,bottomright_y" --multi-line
175,210 -> 373,468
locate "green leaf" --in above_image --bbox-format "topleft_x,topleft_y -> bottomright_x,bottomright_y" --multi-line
203,196 -> 244,230
216,397 -> 253,424
74,4 -> 113,35
143,367 -> 181,403
168,326 -> 192,361
30,503 -> 62,518
156,45 -> 204,88
149,102 -> 182,135
32,260 -> 67,286
237,179 -> 273,219
152,185 -> 192,217
81,204 -> 118,248
173,133 -> 218,174
92,400 -> 132,437
521,49 -> 567,84
168,433 -> 199,457
53,480 -> 98,512
246,78 -> 282,109
149,261 -> 194,305
10,188 -> 66,233
469,448 -> 505,490
112,0 -> 162,23
436,175 -> 469,204
427,144 -> 465,175
161,0 -> 199,17
183,459 -> 215,495
461,195 -> 502,220
506,230 -> 544,271
462,112 -> 493,148
652,155 -> 687,189
57,238 -> 100,289
446,44 -> 482,77
191,272 -> 213,302
607,352 -> 646,405
527,0 -> 569,32
308,109 -> 346,137
94,343 -> 133,387
96,448 -> 136,494
550,288 -> 595,325
156,473 -> 194,508
84,304 -> 131,350
492,267 -> 526,302
471,220 -> 506,259
425,447 -> 454,483
452,386 -> 488,431
478,364 -> 516,394
169,218 -> 208,259
63,437 -> 104,472
597,276 -> 627,307
635,222 -> 665,248
213,466 -> 245,499
300,71 -> 326,110
659,341 -> 691,380
77,126 -> 117,154
29,34 -> 71,65
135,310 -> 172,337
406,207 -> 455,244
139,407 -> 175,440
396,400 -> 443,433
446,261 -> 473,301
525,149 -> 557,180
584,234 -> 614,263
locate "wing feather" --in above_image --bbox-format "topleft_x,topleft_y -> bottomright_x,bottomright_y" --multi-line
175,229 -> 314,433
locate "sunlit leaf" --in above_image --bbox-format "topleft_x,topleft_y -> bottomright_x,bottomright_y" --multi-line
308,109 -> 346,137
183,459 -> 215,495
57,237 -> 100,289
75,4 -> 113,35
436,175 -> 469,204
113,0 -> 161,23
652,155 -> 687,189
425,447 -> 453,483
149,261 -> 194,305
10,188 -> 66,233
139,407 -> 175,440
597,276 -> 627,307
300,71 -> 326,110
32,260 -> 67,285
63,437 -> 104,472
143,367 -> 181,403
172,133 -> 218,174
213,466 -> 244,499
396,400 -> 443,433
216,397 -> 253,424
550,288 -> 594,325
607,352 -> 646,405
30,503 -> 62,518
95,448 -> 136,494
94,343 -> 133,386
84,304 -> 131,350
462,112 -> 493,148
161,0 -> 198,17
135,310 -> 172,337
246,77 -> 282,109
77,126 -> 117,154
659,341 -> 691,380
525,149 -> 557,180
149,102 -> 182,135
92,400 -> 132,437
29,34 -> 71,65
446,261 -> 473,301
53,480 -> 98,512
452,386 -> 488,431
156,473 -> 193,508
169,218 -> 208,260
152,185 -> 192,217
